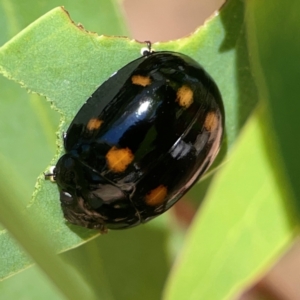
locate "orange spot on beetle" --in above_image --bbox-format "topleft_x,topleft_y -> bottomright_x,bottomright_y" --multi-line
86,118 -> 103,131
131,75 -> 152,87
145,185 -> 168,206
106,147 -> 134,173
204,111 -> 218,132
176,85 -> 194,108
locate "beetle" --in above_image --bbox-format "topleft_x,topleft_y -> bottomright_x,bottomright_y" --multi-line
47,46 -> 225,231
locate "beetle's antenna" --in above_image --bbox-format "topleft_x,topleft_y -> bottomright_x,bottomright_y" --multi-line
145,41 -> 152,53
44,166 -> 56,182
141,41 -> 153,56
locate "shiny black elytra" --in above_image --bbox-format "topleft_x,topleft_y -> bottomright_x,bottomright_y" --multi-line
51,51 -> 225,231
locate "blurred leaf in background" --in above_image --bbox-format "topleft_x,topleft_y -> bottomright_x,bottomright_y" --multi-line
0,0 -> 299,299
0,0 -> 130,299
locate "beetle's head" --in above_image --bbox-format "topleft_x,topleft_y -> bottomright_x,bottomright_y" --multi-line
48,154 -> 140,230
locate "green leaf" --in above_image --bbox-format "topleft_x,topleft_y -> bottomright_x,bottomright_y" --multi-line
0,267 -> 65,300
245,0 -> 300,214
164,0 -> 300,298
0,0 -> 129,289
62,224 -> 170,300
164,105 -> 296,300
0,155 -> 101,299
0,0 -> 259,290
0,0 -> 128,45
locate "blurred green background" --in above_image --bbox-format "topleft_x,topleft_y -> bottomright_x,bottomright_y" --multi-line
1,0 -> 300,299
